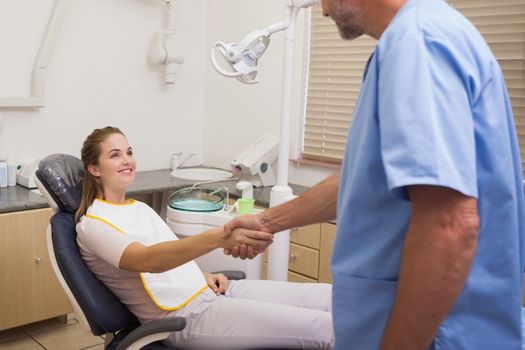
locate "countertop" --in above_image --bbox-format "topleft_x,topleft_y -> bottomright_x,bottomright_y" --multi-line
0,169 -> 309,214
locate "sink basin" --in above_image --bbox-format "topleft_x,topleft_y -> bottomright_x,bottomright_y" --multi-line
170,168 -> 233,181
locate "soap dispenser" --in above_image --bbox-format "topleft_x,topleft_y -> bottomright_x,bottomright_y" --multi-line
236,181 -> 255,215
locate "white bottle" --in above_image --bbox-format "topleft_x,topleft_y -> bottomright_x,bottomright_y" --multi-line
7,161 -> 17,187
0,159 -> 7,188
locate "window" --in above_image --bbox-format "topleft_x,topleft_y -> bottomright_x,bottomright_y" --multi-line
303,1 -> 525,169
448,0 -> 525,172
303,6 -> 376,163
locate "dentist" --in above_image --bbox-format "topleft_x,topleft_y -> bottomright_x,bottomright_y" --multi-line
224,0 -> 525,349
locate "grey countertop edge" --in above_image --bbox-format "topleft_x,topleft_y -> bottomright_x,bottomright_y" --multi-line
0,169 -> 309,214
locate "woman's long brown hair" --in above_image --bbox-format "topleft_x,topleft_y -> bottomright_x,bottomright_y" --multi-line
75,126 -> 125,222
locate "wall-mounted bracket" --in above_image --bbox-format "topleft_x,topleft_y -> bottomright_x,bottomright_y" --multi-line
0,0 -> 69,108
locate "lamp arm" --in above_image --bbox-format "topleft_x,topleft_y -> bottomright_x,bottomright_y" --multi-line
266,19 -> 291,36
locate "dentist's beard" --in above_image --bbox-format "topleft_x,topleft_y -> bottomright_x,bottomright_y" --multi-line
329,2 -> 367,40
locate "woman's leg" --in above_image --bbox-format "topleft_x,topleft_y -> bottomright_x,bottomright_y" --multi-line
226,279 -> 332,313
168,282 -> 333,349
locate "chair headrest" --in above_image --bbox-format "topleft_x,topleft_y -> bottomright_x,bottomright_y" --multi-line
36,154 -> 85,213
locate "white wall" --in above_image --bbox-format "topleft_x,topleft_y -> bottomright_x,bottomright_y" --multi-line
203,0 -> 337,187
0,0 -> 337,188
0,0 -> 207,170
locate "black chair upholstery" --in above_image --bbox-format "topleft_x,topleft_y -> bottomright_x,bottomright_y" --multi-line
37,154 -> 85,213
50,212 -> 139,335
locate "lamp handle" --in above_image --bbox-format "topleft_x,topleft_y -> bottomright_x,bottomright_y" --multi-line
210,43 -> 244,78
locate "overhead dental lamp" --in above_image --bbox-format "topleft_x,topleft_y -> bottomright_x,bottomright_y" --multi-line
211,30 -> 270,84
211,0 -> 318,84
211,0 -> 320,281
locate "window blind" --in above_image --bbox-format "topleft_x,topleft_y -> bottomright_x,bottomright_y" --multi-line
303,1 -> 525,167
448,0 -> 525,172
303,6 -> 376,162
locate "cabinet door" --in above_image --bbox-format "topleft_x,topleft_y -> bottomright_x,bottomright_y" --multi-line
319,223 -> 337,284
288,243 -> 319,279
0,208 -> 72,330
290,224 -> 321,250
287,271 -> 317,283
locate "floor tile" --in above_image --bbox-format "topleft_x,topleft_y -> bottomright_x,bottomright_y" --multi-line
21,317 -> 76,334
80,344 -> 104,350
24,322 -> 103,350
0,336 -> 45,350
0,327 -> 26,344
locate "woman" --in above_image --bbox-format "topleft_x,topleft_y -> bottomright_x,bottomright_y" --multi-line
76,126 -> 333,349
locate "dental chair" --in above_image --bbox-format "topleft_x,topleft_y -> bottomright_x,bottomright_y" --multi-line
34,154 -> 247,350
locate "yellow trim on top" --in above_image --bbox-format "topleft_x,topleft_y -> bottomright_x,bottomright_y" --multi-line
84,214 -> 127,235
139,273 -> 208,311
95,198 -> 136,206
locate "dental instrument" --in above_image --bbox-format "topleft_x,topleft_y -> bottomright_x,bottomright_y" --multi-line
231,133 -> 278,187
210,0 -> 320,281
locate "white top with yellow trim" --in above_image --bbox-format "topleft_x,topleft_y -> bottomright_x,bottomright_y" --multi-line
85,198 -> 207,310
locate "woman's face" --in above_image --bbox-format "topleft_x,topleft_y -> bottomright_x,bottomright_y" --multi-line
88,133 -> 136,193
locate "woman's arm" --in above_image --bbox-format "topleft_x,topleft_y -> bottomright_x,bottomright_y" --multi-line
119,227 -> 273,273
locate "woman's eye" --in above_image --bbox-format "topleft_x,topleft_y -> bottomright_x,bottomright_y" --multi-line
111,153 -> 119,159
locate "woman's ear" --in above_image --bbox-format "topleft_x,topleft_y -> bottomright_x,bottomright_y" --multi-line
87,164 -> 100,177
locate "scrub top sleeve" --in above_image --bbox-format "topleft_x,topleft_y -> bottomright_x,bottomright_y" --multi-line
77,217 -> 136,269
378,33 -> 478,200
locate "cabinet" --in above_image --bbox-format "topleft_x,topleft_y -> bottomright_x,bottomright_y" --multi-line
262,222 -> 336,283
0,208 -> 72,330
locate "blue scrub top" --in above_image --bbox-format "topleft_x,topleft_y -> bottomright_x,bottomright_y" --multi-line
332,0 -> 525,349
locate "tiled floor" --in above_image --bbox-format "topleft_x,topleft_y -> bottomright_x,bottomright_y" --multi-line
0,317 -> 105,350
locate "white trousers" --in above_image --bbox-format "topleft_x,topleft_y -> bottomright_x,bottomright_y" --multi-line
167,279 -> 333,349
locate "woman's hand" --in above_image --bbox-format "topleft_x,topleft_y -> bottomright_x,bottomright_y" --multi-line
204,272 -> 229,295
221,226 -> 273,251
223,213 -> 273,259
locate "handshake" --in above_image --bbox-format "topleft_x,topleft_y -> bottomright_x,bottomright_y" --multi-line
220,212 -> 276,260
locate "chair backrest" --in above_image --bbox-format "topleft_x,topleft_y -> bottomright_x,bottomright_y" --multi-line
36,154 -> 138,336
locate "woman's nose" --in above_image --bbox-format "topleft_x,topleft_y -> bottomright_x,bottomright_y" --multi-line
122,154 -> 132,165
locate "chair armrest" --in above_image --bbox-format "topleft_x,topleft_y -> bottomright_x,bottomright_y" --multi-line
115,317 -> 186,350
212,270 -> 246,280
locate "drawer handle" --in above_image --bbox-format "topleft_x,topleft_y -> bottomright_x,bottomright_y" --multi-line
290,254 -> 297,260
35,257 -> 42,264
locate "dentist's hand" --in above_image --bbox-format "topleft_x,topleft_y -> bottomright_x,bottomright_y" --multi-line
223,214 -> 274,259
221,225 -> 273,253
